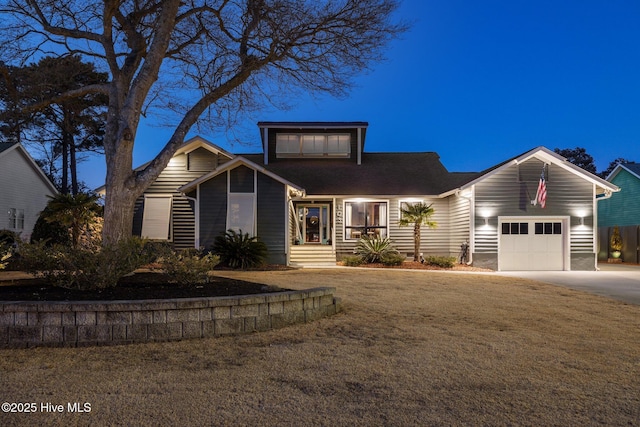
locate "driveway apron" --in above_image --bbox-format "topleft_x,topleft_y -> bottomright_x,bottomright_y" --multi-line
495,264 -> 640,305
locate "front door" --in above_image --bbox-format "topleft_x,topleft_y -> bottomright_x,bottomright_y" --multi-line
297,204 -> 331,244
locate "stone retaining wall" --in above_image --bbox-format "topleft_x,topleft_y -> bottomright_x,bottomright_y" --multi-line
0,287 -> 340,348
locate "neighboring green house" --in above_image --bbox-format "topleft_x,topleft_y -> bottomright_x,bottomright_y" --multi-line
123,121 -> 620,271
0,143 -> 58,242
598,163 -> 640,263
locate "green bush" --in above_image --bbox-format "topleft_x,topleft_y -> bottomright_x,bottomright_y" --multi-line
381,253 -> 406,266
341,255 -> 364,266
161,249 -> 220,285
0,249 -> 10,270
0,230 -> 20,270
213,229 -> 267,269
424,256 -> 457,268
0,229 -> 20,247
355,235 -> 400,264
18,237 -> 156,290
30,207 -> 72,246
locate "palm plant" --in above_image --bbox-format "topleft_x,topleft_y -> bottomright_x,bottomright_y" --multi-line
213,229 -> 267,269
398,202 -> 437,262
356,235 -> 399,264
42,193 -> 102,248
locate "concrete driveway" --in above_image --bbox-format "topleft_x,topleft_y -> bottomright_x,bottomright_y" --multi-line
495,263 -> 640,305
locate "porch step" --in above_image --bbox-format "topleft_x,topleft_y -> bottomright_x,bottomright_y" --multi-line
289,245 -> 337,267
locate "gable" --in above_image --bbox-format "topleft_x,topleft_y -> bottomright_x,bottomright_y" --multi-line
0,144 -> 58,194
457,147 -> 618,197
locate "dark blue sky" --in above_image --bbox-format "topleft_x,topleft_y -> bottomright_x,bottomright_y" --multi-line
80,0 -> 640,188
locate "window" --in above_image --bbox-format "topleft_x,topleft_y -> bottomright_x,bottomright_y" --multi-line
141,196 -> 172,240
302,135 -> 325,155
227,193 -> 255,235
501,222 -> 529,235
8,208 -> 24,230
327,135 -> 350,156
344,201 -> 387,239
535,222 -> 562,235
275,134 -> 300,156
276,133 -> 350,157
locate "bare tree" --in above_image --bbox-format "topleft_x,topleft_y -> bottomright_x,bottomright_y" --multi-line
0,0 -> 405,244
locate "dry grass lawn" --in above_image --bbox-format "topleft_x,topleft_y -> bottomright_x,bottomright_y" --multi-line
1,269 -> 639,426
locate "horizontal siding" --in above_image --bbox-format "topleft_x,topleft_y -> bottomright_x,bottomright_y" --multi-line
598,169 -> 640,227
136,153 -> 211,249
474,159 -> 595,254
0,148 -> 55,240
389,199 -> 450,256
448,194 -> 471,257
335,198 -> 450,257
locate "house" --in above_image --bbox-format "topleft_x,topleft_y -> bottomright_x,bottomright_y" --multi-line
133,122 -> 619,270
597,163 -> 640,263
0,142 -> 58,242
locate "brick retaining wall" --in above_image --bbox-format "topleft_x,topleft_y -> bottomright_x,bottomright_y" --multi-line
0,287 -> 340,348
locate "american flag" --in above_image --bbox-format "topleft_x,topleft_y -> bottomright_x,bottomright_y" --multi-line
536,168 -> 547,208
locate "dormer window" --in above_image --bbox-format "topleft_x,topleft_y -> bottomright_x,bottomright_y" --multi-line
276,133 -> 350,158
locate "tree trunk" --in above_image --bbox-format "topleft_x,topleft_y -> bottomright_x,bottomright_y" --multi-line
70,139 -> 78,195
102,172 -> 139,246
414,223 -> 421,262
61,133 -> 69,194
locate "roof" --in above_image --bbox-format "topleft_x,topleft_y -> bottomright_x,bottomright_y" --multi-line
239,152 -> 457,196
179,156 -> 304,194
257,121 -> 369,129
0,143 -> 15,154
607,162 -> 640,181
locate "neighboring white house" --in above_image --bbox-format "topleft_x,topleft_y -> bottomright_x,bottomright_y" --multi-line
0,143 -> 58,242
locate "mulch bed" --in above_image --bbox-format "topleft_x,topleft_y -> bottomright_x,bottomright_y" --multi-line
342,261 -> 493,272
0,262 -> 490,302
0,272 -> 287,302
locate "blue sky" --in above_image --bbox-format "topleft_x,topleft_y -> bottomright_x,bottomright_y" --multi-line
79,0 -> 640,189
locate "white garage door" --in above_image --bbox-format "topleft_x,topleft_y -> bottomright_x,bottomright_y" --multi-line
499,219 -> 565,271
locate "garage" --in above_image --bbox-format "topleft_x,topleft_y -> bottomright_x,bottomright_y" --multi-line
499,218 -> 567,271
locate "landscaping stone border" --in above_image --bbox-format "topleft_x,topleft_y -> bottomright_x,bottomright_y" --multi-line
0,287 -> 340,348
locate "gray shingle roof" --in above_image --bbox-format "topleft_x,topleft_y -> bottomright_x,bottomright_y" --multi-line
241,152 -> 470,195
0,143 -> 15,154
622,162 -> 640,177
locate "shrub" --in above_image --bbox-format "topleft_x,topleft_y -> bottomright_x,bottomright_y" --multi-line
381,253 -> 406,266
356,235 -> 400,264
341,255 -> 364,266
213,229 -> 267,269
0,229 -> 20,247
31,210 -> 71,246
424,256 -> 457,268
0,230 -> 20,270
161,249 -> 220,285
18,237 -> 155,290
0,249 -> 10,270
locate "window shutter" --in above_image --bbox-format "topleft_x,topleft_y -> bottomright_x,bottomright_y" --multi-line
141,196 -> 172,240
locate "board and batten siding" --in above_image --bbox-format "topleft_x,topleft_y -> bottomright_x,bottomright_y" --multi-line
198,173 -> 228,250
334,197 -> 452,257
133,148 -> 224,249
473,158 -> 595,269
256,173 -> 287,264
